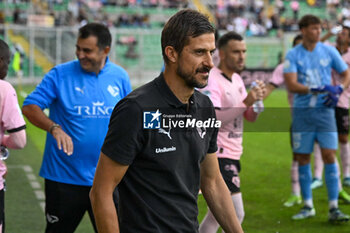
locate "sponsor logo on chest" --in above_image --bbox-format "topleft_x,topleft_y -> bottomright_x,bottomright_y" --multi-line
74,101 -> 114,118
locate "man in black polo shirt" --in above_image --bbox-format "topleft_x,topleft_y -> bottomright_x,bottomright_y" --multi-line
90,9 -> 244,233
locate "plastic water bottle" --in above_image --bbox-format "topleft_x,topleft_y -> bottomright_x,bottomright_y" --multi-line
251,81 -> 264,113
253,100 -> 264,113
0,146 -> 9,161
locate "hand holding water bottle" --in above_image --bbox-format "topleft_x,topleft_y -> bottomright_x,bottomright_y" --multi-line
250,80 -> 266,113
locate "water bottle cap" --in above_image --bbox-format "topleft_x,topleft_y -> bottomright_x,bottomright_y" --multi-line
0,146 -> 9,161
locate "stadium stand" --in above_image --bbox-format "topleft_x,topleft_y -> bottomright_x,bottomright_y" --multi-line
0,0 -> 348,85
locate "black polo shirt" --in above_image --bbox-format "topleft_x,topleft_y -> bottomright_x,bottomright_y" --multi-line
102,73 -> 219,233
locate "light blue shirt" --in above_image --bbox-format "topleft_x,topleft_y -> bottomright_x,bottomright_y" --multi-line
23,58 -> 132,186
284,42 -> 347,108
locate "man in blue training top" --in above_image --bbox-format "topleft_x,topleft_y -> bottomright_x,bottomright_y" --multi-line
22,23 -> 132,233
284,14 -> 350,223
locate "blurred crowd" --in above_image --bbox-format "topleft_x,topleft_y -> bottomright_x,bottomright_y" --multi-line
0,0 -> 188,28
3,0 -> 350,37
212,0 -> 350,37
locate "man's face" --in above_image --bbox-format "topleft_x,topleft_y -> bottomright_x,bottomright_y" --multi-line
176,33 -> 215,89
220,39 -> 246,74
336,28 -> 350,46
75,36 -> 108,74
0,53 -> 10,80
301,24 -> 321,43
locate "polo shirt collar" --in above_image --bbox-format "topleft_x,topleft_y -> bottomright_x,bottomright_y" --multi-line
98,56 -> 110,74
79,56 -> 110,75
155,73 -> 197,111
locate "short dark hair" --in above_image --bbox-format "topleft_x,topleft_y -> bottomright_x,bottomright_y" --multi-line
0,39 -> 10,60
161,9 -> 215,64
78,23 -> 111,49
293,34 -> 303,47
298,15 -> 321,29
217,31 -> 243,49
343,26 -> 350,38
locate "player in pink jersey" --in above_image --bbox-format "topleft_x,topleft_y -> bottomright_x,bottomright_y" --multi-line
199,32 -> 265,231
0,39 -> 26,233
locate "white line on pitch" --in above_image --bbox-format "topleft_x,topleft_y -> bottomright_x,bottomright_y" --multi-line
8,165 -> 45,212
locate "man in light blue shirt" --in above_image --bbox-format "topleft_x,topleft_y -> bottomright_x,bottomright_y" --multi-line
284,14 -> 350,223
22,23 -> 131,233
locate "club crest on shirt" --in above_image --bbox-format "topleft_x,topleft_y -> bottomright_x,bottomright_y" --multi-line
320,59 -> 330,67
107,85 -> 120,97
46,213 -> 59,223
196,127 -> 206,139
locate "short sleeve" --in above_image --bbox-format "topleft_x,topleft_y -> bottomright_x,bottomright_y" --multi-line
1,82 -> 25,132
23,68 -> 58,109
329,46 -> 348,74
205,97 -> 218,154
283,51 -> 297,74
101,98 -> 144,165
270,64 -> 284,87
207,125 -> 218,154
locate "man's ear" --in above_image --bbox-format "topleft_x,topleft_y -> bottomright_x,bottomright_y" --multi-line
103,46 -> 111,55
218,48 -> 225,61
164,46 -> 178,63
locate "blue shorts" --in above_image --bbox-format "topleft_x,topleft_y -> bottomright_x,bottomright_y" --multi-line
292,107 -> 337,154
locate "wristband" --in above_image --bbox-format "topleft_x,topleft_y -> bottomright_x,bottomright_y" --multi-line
49,123 -> 61,134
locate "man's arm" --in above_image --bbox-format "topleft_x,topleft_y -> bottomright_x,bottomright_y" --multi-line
284,72 -> 309,94
320,30 -> 333,42
200,153 -> 243,233
22,104 -> 73,155
90,152 -> 129,233
340,68 -> 350,89
264,83 -> 277,99
2,130 -> 26,149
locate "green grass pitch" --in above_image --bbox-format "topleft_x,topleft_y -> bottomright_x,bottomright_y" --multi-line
5,85 -> 350,232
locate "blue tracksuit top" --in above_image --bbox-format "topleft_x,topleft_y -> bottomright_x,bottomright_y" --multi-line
23,57 -> 132,186
284,42 -> 347,108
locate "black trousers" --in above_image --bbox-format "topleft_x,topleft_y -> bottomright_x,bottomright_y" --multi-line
0,189 -> 4,233
44,179 -> 118,233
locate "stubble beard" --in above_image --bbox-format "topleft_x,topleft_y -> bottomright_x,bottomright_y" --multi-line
177,67 -> 208,88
